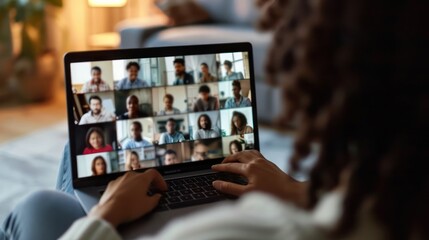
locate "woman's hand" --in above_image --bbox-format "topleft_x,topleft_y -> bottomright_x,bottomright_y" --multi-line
89,169 -> 168,227
212,150 -> 308,206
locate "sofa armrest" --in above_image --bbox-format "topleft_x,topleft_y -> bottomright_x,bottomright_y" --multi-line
115,16 -> 169,49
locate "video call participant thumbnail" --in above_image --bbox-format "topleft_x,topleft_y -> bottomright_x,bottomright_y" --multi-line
173,58 -> 194,85
116,62 -> 149,90
122,121 -> 153,149
230,111 -> 253,137
191,141 -> 209,161
83,127 -> 113,154
223,60 -> 244,81
159,94 -> 181,115
79,96 -> 116,125
229,140 -> 243,154
158,118 -> 185,145
193,85 -> 219,112
224,80 -> 251,108
118,95 -> 149,120
199,62 -> 217,83
125,151 -> 141,171
164,149 -> 182,165
91,155 -> 107,176
81,66 -> 111,93
193,114 -> 220,140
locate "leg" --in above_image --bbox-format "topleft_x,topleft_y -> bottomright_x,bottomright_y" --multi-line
1,190 -> 85,240
56,142 -> 74,195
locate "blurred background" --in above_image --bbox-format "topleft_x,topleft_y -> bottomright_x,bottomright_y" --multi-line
0,0 -> 300,222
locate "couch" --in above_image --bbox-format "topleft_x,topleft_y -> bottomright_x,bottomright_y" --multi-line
116,0 -> 282,123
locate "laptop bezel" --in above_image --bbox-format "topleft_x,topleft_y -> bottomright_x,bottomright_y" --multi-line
64,42 -> 260,189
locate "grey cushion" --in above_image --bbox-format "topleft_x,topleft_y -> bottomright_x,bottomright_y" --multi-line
196,0 -> 260,25
144,24 -> 272,81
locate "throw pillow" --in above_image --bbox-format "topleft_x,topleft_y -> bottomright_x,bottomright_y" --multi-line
155,0 -> 211,26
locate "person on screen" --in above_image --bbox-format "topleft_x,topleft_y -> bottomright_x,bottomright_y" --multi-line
191,141 -> 209,161
224,80 -> 251,108
79,96 -> 116,125
222,60 -> 244,81
158,118 -> 185,144
158,94 -> 181,115
199,62 -> 217,83
122,121 -> 152,149
91,156 -> 107,176
116,62 -> 149,90
230,111 -> 253,137
118,95 -> 148,120
229,140 -> 243,154
192,85 -> 219,112
164,149 -> 182,165
81,66 -> 111,93
125,151 -> 142,171
193,114 -> 219,140
173,58 -> 194,85
83,127 -> 113,154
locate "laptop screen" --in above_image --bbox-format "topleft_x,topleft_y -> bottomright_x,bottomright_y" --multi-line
64,43 -> 259,183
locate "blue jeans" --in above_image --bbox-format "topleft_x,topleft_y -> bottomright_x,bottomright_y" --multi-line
0,143 -> 84,240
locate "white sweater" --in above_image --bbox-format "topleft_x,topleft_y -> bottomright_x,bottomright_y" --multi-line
60,191 -> 384,240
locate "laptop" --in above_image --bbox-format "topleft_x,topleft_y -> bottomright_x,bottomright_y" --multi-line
64,42 -> 259,237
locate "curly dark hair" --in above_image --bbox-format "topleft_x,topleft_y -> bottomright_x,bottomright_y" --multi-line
230,111 -> 248,135
258,0 -> 429,239
126,61 -> 140,71
197,114 -> 211,130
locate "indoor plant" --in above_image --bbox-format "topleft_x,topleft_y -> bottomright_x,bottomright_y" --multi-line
0,0 -> 63,104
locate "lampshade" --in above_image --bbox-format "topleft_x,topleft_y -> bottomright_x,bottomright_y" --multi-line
88,0 -> 127,7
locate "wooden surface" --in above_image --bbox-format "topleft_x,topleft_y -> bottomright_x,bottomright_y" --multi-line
0,91 -> 67,143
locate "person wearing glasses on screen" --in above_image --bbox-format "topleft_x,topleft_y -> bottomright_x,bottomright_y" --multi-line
158,118 -> 185,145
79,96 -> 116,125
158,94 -> 181,115
193,85 -> 219,112
191,141 -> 209,161
173,58 -> 195,85
116,62 -> 149,90
222,60 -> 244,81
122,121 -> 153,150
118,95 -> 149,120
224,80 -> 251,109
81,66 -> 111,93
193,114 -> 220,140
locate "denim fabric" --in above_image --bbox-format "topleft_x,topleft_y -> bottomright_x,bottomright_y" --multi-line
55,142 -> 74,195
0,190 -> 85,240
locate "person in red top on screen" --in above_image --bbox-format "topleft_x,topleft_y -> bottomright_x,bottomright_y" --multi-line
83,127 -> 113,154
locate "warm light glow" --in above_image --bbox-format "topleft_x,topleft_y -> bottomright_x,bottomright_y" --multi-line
88,0 -> 127,7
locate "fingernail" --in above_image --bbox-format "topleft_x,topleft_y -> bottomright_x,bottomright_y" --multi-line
212,180 -> 220,188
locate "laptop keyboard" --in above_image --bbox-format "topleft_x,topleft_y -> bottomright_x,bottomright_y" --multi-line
154,172 -> 247,211
99,172 -> 247,211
